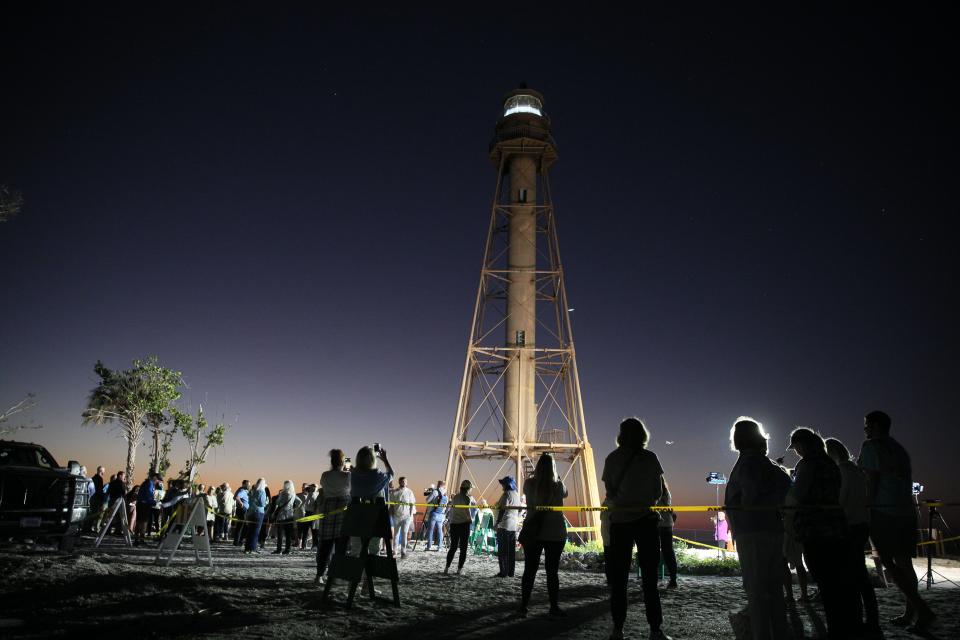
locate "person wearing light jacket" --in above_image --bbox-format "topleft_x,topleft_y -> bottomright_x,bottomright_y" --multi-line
494,475 -> 521,578
245,478 -> 268,554
216,483 -> 236,542
391,477 -> 417,558
272,480 -> 303,555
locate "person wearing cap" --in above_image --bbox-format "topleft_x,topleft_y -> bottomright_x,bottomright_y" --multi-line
724,417 -> 791,640
494,475 -> 521,577
787,427 -> 859,639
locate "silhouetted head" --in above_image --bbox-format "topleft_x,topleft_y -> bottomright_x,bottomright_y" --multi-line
356,446 -> 376,470
532,453 -> 560,504
824,437 -> 852,464
329,449 -> 345,470
729,417 -> 769,454
459,479 -> 473,495
788,427 -> 826,458
282,479 -> 295,496
617,417 -> 650,450
864,410 -> 891,439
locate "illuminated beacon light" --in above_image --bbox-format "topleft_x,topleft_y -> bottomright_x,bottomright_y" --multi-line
504,94 -> 542,116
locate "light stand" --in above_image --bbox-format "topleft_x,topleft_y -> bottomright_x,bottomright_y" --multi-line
917,500 -> 958,590
706,472 -> 727,558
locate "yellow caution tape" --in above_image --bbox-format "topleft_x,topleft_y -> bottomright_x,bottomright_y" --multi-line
672,535 -> 731,553
917,534 -> 960,547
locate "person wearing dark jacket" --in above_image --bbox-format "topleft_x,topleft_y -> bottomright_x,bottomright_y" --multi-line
134,474 -> 157,545
602,418 -> 671,640
105,471 -> 126,534
788,427 -> 859,640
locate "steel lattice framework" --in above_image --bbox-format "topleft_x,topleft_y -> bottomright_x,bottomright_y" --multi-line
444,88 -> 601,540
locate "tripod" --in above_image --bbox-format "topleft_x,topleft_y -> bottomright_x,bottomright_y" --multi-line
917,501 -> 958,590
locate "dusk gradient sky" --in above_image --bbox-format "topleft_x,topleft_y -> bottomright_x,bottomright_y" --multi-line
2,6 -> 956,529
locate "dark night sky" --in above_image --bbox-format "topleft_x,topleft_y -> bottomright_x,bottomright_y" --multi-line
1,5 -> 956,527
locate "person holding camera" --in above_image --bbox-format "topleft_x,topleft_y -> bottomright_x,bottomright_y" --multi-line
423,480 -> 448,551
349,445 -> 394,556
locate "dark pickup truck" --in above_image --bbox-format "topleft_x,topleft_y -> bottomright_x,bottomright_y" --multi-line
0,440 -> 90,550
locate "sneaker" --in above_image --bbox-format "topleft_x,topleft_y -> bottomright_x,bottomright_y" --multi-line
890,613 -> 912,627
315,575 -> 326,585
517,606 -> 528,618
282,550 -> 290,555
667,579 -> 677,589
650,631 -> 673,640
548,607 -> 566,618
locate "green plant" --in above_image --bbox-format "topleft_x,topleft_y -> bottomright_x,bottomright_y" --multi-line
564,539 -> 604,554
676,550 -> 741,576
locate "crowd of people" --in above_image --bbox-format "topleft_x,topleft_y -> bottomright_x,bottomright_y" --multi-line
77,410 -> 936,640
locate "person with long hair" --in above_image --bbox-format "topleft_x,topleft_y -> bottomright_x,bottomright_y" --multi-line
725,418 -> 791,640
245,477 -> 268,554
316,449 -> 351,583
272,480 -> 303,555
518,453 -> 567,618
444,479 -> 477,575
826,436 -> 879,635
494,475 -> 521,578
602,418 -> 671,640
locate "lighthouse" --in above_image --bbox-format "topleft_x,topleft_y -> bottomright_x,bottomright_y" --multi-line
444,86 -> 601,540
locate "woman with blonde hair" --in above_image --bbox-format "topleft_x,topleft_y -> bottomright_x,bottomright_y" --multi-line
444,479 -> 478,575
272,479 -> 303,555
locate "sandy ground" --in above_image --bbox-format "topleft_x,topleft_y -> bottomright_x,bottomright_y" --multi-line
0,535 -> 957,639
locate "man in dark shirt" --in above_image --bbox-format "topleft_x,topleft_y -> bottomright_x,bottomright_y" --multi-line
788,427 -> 858,639
88,466 -> 106,532
858,410 -> 935,632
105,471 -> 127,535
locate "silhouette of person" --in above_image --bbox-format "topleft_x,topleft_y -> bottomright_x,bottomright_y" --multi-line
788,427 -> 859,639
725,417 -> 791,640
519,453 -> 568,618
602,418 -> 672,640
858,410 -> 935,632
825,436 -> 880,635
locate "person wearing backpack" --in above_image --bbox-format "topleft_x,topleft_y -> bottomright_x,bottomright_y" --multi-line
602,417 -> 672,640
